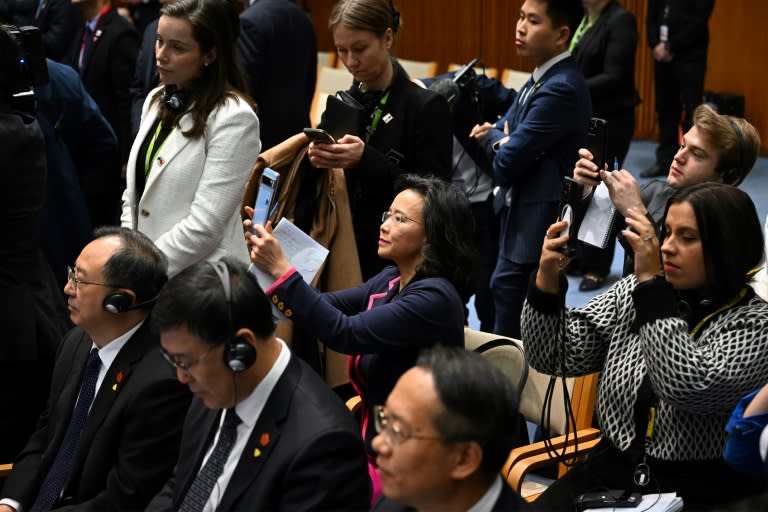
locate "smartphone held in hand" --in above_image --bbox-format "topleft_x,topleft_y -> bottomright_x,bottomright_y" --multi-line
303,127 -> 336,144
251,167 -> 280,234
586,117 -> 608,172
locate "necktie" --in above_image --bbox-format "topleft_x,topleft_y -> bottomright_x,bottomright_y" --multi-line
79,24 -> 93,71
31,348 -> 101,512
517,76 -> 536,106
179,409 -> 242,512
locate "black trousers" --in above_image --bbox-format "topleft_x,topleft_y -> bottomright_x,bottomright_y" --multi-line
653,57 -> 707,168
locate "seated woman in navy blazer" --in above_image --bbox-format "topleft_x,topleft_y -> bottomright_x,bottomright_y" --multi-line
245,174 -> 474,501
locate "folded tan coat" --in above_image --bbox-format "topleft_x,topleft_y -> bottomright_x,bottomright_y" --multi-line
242,132 -> 362,388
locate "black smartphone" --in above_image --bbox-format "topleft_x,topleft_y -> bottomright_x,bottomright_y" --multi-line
556,176 -> 585,256
251,167 -> 280,234
303,127 -> 336,144
586,117 -> 608,171
576,490 -> 642,511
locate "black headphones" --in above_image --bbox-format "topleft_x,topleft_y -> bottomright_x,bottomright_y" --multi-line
103,292 -> 159,314
722,117 -> 747,185
208,261 -> 257,373
160,85 -> 188,112
389,0 -> 400,33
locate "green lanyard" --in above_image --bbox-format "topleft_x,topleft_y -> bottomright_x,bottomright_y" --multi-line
367,89 -> 391,139
144,122 -> 170,179
569,14 -> 599,52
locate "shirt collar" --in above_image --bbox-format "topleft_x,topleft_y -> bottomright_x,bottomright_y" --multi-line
234,338 -> 291,428
532,50 -> 571,83
466,476 -> 503,512
93,320 -> 144,370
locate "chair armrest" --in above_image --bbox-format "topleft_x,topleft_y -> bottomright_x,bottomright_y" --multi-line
0,463 -> 12,477
503,428 -> 601,496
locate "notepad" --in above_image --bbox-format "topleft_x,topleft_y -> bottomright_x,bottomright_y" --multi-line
577,182 -> 620,249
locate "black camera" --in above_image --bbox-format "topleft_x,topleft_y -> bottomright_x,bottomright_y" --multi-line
452,57 -> 479,90
2,25 -> 49,94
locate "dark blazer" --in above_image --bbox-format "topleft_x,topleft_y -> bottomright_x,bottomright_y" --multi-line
146,354 -> 371,511
35,58 -> 120,286
0,99 -> 69,461
67,7 -> 138,165
571,1 -> 640,116
129,18 -> 158,138
35,0 -> 81,62
267,265 -> 465,450
484,56 -> 591,264
2,321 -> 191,511
647,0 -> 714,61
236,0 -> 317,151
372,480 -> 533,511
322,59 -> 452,279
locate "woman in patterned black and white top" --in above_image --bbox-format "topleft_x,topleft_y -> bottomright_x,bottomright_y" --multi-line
523,183 -> 768,510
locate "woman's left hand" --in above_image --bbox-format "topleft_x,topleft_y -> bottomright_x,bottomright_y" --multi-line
623,208 -> 662,282
307,134 -> 364,169
243,206 -> 293,278
535,219 -> 573,294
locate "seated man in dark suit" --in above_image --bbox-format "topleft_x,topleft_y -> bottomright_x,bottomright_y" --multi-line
0,226 -> 191,511
146,258 -> 371,511
372,345 -> 532,512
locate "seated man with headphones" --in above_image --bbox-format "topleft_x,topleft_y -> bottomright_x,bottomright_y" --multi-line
571,103 -> 761,276
0,227 -> 191,512
146,259 -> 371,511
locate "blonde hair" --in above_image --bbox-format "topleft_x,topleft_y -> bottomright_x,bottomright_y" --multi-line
328,0 -> 400,35
694,103 -> 761,185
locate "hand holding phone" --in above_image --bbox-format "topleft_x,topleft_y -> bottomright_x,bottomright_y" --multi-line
251,167 -> 280,235
556,177 -> 585,256
586,117 -> 608,172
303,127 -> 336,144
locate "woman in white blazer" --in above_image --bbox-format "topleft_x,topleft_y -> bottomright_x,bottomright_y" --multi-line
121,0 -> 260,276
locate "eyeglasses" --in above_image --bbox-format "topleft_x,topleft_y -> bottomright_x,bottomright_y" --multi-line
160,345 -> 214,373
373,405 -> 442,447
381,211 -> 421,225
67,266 -> 115,292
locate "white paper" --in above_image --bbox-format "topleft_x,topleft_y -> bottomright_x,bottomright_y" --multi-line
247,219 -> 329,318
577,182 -> 618,248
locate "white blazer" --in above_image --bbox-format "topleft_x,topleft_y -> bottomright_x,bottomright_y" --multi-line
122,89 -> 261,276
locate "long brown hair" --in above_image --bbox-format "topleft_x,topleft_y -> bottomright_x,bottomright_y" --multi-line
153,0 -> 254,138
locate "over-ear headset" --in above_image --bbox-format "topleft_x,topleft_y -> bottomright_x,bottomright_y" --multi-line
160,84 -> 188,112
722,117 -> 747,185
389,0 -> 400,33
208,261 -> 257,373
103,291 -> 158,314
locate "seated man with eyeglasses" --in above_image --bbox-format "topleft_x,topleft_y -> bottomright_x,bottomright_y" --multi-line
146,258 -> 370,512
371,345 -> 532,512
0,227 -> 191,512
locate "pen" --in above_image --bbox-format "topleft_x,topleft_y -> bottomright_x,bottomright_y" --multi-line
613,156 -> 619,171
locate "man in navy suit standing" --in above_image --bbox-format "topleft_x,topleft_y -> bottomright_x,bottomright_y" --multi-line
236,0 -> 317,151
470,0 -> 590,339
146,259 -> 370,511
